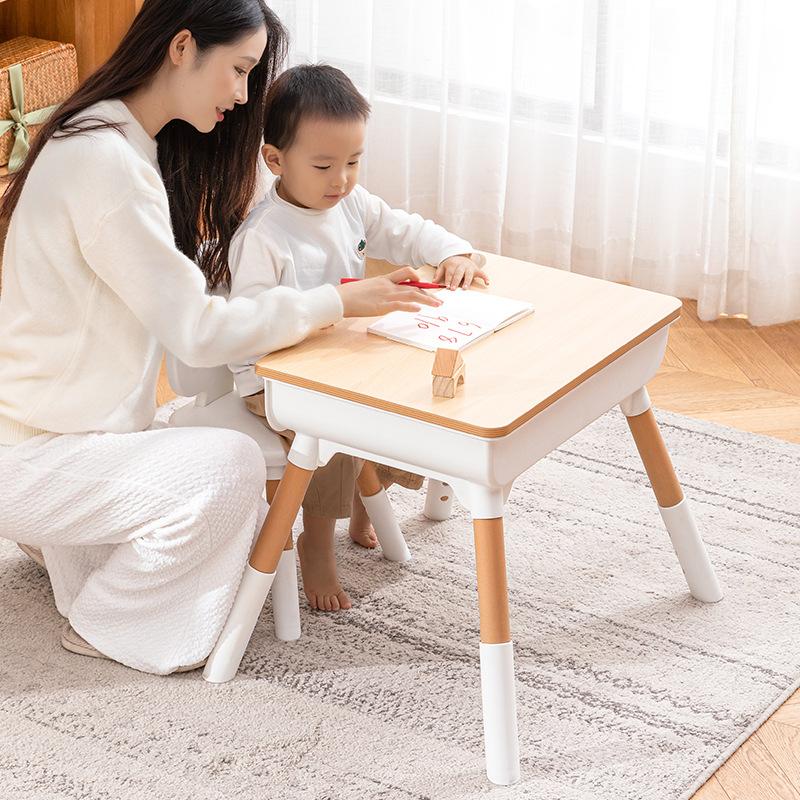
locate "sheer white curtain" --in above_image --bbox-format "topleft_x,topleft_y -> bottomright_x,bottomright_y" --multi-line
269,0 -> 800,325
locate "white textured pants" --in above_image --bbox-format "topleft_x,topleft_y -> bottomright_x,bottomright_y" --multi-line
0,426 -> 268,674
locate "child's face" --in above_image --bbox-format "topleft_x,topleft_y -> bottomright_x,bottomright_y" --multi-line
264,116 -> 366,210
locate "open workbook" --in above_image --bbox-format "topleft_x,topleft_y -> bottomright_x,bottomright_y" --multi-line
367,288 -> 534,351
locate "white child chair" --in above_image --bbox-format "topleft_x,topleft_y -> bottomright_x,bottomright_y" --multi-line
164,353 -> 452,634
166,353 -> 303,642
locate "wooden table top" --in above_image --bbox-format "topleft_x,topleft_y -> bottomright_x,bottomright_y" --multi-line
255,253 -> 681,438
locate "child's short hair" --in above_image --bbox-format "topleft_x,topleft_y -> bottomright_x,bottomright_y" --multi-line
263,64 -> 371,150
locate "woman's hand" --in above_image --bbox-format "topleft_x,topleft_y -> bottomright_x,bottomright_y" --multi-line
433,254 -> 490,291
336,267 -> 444,317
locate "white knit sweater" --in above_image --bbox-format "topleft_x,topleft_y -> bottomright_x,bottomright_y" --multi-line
0,99 -> 343,445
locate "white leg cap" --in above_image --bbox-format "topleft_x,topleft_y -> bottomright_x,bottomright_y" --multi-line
480,641 -> 521,785
360,488 -> 411,562
659,498 -> 723,603
203,565 -> 275,683
423,479 -> 454,521
272,549 -> 301,641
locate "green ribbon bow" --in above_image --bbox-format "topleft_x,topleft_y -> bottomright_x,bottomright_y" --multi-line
0,63 -> 59,172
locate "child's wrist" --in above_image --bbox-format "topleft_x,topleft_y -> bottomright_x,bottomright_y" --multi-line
439,252 -> 472,265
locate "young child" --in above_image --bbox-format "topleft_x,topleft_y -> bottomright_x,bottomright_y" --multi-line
228,64 -> 488,613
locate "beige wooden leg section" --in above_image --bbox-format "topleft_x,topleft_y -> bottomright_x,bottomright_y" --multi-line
250,464 -> 312,573
204,463 -> 314,682
475,519 -> 512,644
625,408 -> 684,508
474,517 -> 520,785
356,461 -> 383,497
622,389 -> 723,602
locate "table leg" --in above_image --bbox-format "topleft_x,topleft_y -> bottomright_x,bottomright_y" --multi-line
621,388 -> 723,603
203,461 -> 315,683
357,461 -> 411,562
473,504 -> 520,785
423,478 -> 454,521
268,479 -> 302,642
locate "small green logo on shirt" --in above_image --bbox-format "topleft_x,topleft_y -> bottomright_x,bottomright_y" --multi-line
356,238 -> 366,258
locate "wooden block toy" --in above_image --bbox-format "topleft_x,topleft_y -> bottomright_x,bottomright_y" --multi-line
432,348 -> 465,398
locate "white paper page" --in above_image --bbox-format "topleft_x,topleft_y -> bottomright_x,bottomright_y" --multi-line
367,289 -> 534,351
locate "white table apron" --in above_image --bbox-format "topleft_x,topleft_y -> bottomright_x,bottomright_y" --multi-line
262,326 -> 670,513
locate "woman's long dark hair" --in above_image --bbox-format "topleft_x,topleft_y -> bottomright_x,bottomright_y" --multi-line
0,0 -> 287,290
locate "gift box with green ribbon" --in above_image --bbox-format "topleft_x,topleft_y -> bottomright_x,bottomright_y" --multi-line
0,36 -> 78,173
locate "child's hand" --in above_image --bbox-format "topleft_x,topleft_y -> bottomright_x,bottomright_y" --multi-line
434,254 -> 490,290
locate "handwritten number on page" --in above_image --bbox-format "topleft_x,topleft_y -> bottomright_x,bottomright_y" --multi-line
412,314 -> 485,345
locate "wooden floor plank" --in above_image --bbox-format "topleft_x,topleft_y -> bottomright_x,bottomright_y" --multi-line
647,371 -> 800,440
756,723 -> 800,795
663,343 -> 688,370
648,370 -> 800,413
694,775 -> 733,800
772,703 -> 800,728
678,300 -> 800,394
666,326 -> 754,385
700,322 -> 800,396
678,298 -> 706,329
715,735 -> 800,800
755,325 -> 800,385
759,430 -> 800,445
687,407 -> 800,441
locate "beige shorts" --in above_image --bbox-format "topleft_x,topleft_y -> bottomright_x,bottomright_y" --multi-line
244,392 -> 423,519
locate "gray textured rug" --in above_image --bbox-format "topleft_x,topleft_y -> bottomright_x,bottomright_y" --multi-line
1,406 -> 798,800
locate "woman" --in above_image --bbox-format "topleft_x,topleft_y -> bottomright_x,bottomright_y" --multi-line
0,0 -> 439,674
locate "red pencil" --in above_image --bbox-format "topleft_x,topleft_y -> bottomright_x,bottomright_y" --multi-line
340,277 -> 446,290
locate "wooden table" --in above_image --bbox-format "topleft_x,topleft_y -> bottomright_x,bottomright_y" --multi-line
203,252 -> 723,785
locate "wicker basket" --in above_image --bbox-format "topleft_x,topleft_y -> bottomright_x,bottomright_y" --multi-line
0,36 -> 78,169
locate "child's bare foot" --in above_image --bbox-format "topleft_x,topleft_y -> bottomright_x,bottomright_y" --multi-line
348,490 -> 378,549
296,517 -> 352,612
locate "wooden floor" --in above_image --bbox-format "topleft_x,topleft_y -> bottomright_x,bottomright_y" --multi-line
651,301 -> 800,444
155,297 -> 800,798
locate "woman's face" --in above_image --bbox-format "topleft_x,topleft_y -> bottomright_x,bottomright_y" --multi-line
173,27 -> 268,133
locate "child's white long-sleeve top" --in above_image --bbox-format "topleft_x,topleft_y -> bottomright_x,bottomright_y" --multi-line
0,100 -> 343,445
228,179 -> 473,396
